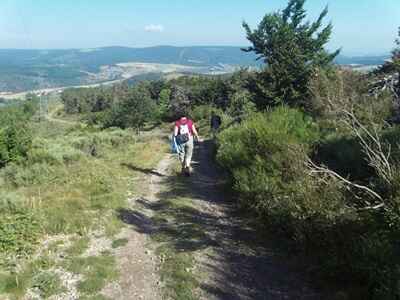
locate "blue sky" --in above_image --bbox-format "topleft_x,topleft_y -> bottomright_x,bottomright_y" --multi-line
0,0 -> 398,55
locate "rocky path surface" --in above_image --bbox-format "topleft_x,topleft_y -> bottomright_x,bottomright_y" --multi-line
118,139 -> 326,300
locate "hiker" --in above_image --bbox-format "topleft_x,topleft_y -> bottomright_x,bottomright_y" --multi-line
173,115 -> 200,175
210,112 -> 222,138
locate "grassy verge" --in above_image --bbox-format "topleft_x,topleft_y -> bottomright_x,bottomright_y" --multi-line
63,251 -> 118,296
155,243 -> 198,300
0,115 -> 168,299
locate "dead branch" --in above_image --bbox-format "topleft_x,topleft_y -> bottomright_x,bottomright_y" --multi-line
357,203 -> 385,211
306,158 -> 383,202
341,109 -> 394,185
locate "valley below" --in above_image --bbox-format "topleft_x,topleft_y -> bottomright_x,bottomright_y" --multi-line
0,61 -> 237,100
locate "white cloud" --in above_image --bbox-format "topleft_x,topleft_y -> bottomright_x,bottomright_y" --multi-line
144,24 -> 164,33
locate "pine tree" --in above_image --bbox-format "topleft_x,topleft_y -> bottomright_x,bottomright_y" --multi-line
243,0 -> 339,110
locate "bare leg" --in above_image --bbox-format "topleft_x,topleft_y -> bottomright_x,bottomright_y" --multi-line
184,138 -> 194,170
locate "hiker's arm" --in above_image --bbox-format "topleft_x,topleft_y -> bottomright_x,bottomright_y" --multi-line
173,125 -> 179,137
192,124 -> 200,140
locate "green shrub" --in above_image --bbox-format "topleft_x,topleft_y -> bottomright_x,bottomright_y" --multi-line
190,105 -> 213,122
0,123 -> 32,167
0,191 -> 41,267
1,162 -> 55,187
227,90 -> 256,119
70,129 -> 134,156
217,106 -> 320,216
216,105 -> 400,297
28,138 -> 83,166
316,135 -> 372,181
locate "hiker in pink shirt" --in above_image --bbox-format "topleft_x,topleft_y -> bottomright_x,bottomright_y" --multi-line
173,115 -> 200,175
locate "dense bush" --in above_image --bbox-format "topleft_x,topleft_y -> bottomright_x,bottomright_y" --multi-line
217,105 -> 400,298
62,83 -> 157,130
0,100 -> 37,168
0,124 -> 32,167
61,87 -> 113,114
217,106 -> 320,214
0,191 -> 41,268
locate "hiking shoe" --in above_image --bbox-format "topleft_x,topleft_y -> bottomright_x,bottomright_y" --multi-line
184,166 -> 191,177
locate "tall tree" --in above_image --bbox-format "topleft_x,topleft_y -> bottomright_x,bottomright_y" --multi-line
157,88 -> 171,120
169,86 -> 190,119
243,0 -> 339,110
107,84 -> 155,130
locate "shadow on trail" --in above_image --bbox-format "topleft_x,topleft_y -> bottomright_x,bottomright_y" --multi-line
117,206 -> 156,234
118,140 -> 323,300
121,163 -> 165,177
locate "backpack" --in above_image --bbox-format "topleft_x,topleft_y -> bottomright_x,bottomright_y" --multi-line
176,122 -> 190,144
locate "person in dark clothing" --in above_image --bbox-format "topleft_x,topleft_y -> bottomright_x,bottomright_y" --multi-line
210,112 -> 222,138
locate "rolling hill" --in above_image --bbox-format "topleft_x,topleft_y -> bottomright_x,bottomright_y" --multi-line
0,46 -> 390,94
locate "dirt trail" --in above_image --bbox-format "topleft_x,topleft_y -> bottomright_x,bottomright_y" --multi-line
186,141 -> 324,300
118,140 -> 325,300
45,107 -> 79,126
100,158 -> 174,300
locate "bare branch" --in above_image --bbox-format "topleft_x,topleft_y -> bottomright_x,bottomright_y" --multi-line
306,158 -> 384,202
357,203 -> 385,211
341,109 -> 394,186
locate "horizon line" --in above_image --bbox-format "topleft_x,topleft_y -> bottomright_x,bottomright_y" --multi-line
0,45 -> 391,57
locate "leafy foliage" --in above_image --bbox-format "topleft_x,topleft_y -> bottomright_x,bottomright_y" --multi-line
217,107 -> 320,216
61,87 -> 113,114
243,0 -> 339,109
0,100 -> 37,167
105,84 -> 156,129
62,83 -> 156,129
0,192 -> 41,267
0,124 -> 32,167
